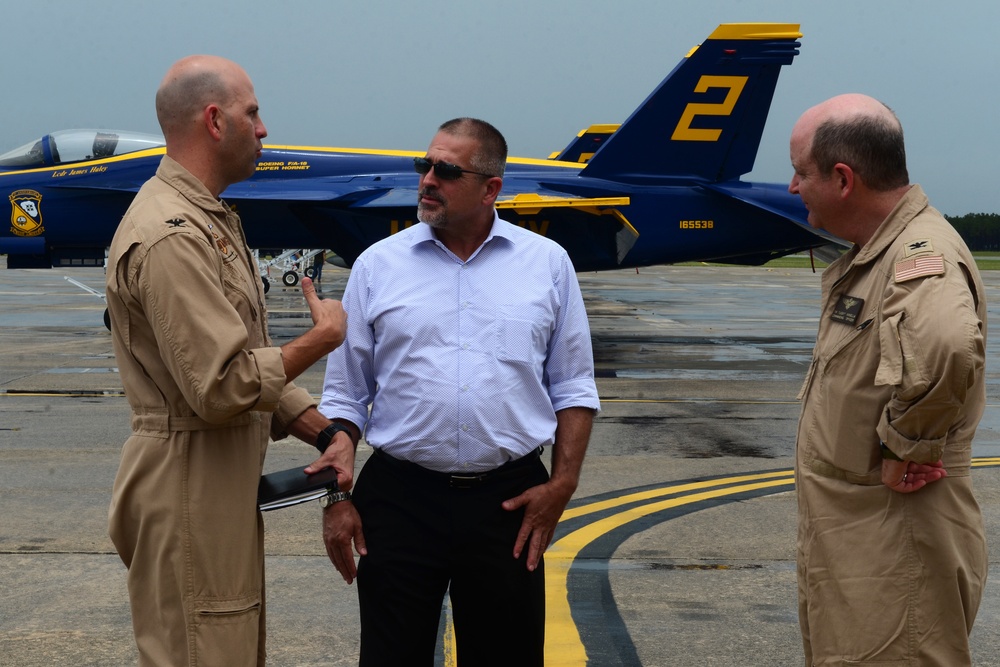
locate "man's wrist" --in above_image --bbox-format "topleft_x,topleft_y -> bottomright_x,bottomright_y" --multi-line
319,489 -> 352,508
879,441 -> 904,461
315,422 -> 352,453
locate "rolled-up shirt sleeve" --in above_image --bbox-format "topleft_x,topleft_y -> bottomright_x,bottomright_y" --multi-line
875,257 -> 985,462
546,253 -> 601,413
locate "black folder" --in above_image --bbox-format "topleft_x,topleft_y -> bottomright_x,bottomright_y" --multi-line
257,466 -> 339,512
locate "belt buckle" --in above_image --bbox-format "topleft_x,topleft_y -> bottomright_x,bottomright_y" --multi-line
449,473 -> 485,489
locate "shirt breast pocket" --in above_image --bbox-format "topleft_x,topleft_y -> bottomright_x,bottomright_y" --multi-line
495,304 -> 548,365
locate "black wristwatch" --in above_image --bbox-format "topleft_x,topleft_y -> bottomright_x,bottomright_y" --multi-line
319,489 -> 352,508
315,422 -> 352,453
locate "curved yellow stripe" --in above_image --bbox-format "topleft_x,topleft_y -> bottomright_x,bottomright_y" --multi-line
545,477 -> 794,665
562,470 -> 794,521
444,459 -> 1000,665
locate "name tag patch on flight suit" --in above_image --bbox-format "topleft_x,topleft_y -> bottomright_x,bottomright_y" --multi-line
895,255 -> 944,283
831,295 -> 865,325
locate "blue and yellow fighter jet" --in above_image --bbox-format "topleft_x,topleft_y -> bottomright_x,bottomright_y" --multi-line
1,23 -> 839,278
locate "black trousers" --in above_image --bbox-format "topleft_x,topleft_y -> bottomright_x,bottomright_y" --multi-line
353,450 -> 548,667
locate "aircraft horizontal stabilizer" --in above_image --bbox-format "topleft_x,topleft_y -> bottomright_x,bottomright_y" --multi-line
701,181 -> 847,248
497,194 -> 639,265
496,193 -> 630,215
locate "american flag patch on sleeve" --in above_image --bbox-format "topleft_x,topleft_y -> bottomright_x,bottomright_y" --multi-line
894,255 -> 945,283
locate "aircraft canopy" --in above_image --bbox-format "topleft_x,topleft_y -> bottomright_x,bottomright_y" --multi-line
0,130 -> 164,168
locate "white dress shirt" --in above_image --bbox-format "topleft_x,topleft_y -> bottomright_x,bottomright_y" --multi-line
319,211 -> 600,473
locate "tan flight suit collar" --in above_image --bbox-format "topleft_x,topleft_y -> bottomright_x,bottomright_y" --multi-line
155,154 -> 233,215
853,185 -> 929,264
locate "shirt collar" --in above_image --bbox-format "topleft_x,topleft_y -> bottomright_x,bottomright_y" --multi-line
409,209 -> 515,255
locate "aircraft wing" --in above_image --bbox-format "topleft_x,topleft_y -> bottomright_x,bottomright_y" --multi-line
223,179 -> 395,203
323,183 -> 640,266
264,179 -> 642,268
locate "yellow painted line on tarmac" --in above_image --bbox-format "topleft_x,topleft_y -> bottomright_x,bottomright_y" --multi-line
561,469 -> 795,521
600,398 -> 801,405
437,460 -> 1000,666
544,475 -> 795,666
441,471 -> 796,665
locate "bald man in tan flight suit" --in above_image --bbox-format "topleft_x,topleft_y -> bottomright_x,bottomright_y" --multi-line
106,56 -> 357,666
790,94 -> 987,666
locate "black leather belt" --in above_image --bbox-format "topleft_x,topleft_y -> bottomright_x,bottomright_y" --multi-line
372,446 -> 543,489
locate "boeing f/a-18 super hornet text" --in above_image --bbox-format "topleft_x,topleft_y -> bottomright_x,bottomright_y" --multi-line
1,23 -> 839,284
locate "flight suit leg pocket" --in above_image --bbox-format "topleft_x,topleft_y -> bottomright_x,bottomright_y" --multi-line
192,594 -> 261,665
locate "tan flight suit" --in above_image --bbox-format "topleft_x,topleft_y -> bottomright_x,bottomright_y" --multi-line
795,185 -> 988,666
106,156 -> 315,666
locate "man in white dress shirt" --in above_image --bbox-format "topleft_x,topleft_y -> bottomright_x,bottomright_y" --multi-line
311,117 -> 600,666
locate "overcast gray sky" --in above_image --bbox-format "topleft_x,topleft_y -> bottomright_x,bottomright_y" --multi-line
3,0 -> 996,215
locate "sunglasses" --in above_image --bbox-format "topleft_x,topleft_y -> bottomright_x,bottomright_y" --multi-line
413,157 -> 496,181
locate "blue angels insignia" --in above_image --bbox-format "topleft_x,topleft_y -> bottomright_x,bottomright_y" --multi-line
9,189 -> 44,237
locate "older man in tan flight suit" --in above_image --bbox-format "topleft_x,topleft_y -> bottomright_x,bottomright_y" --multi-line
789,93 -> 987,666
106,55 -> 358,666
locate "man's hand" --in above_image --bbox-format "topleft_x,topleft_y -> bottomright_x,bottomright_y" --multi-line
502,478 -> 575,572
281,277 -> 347,381
300,276 -> 346,350
304,434 -> 355,492
322,500 -> 366,584
882,457 -> 947,493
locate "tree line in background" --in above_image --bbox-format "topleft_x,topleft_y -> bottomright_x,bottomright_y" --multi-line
946,213 -> 1000,251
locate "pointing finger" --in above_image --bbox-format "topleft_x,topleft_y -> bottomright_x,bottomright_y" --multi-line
300,276 -> 322,311
300,275 -> 315,298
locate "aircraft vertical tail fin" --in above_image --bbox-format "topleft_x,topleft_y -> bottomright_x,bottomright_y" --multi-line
579,23 -> 801,184
549,124 -> 619,164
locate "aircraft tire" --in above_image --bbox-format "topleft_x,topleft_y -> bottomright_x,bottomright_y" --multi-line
104,308 -> 111,331
282,271 -> 299,287
261,276 -> 270,294
304,266 -> 316,279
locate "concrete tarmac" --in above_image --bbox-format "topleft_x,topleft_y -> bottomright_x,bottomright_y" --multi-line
1,261 -> 999,666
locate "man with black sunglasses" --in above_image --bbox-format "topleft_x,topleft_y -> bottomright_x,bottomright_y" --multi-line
312,117 -> 600,665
